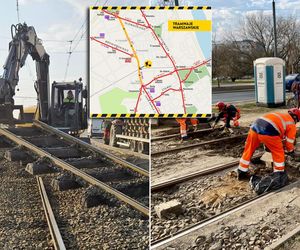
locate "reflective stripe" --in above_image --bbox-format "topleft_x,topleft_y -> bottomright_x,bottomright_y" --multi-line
240,158 -> 250,165
273,113 -> 286,131
274,167 -> 285,172
286,121 -> 295,125
260,117 -> 281,134
274,161 -> 285,167
238,165 -> 249,172
286,137 -> 295,144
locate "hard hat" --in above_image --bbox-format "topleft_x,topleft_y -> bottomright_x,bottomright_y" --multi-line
288,108 -> 300,122
216,102 -> 225,111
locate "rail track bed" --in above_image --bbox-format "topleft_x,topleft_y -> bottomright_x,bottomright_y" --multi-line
151,157 -> 300,246
152,177 -> 300,250
151,127 -> 249,154
0,121 -> 149,248
0,145 -> 53,249
151,128 -> 251,186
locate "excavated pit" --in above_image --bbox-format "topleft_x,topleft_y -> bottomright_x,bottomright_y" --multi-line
151,160 -> 300,242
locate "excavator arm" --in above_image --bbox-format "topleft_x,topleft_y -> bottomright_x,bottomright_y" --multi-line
0,23 -> 50,123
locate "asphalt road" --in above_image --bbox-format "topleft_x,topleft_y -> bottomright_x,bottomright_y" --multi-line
212,89 -> 255,104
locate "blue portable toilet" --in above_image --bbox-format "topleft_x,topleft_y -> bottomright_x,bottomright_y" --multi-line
254,57 -> 285,107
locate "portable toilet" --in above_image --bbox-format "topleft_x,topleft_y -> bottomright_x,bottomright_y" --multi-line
254,57 -> 285,107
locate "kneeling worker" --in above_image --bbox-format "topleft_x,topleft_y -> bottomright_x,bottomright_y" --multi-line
213,102 -> 240,133
237,109 -> 300,193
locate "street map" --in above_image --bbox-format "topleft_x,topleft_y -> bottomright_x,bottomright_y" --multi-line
89,7 -> 212,115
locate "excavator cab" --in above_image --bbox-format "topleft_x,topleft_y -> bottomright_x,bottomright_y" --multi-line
49,79 -> 87,135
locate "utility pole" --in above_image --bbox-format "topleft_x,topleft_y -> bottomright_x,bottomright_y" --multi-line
16,0 -> 20,23
272,0 -> 278,57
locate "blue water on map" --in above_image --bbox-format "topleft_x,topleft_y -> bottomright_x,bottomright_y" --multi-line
192,10 -> 211,60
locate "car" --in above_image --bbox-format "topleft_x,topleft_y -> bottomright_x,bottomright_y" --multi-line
285,73 -> 300,91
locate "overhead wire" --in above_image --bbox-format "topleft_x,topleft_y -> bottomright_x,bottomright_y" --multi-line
63,0 -> 109,81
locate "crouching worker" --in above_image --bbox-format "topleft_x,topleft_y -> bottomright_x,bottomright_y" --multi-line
212,102 -> 240,134
175,118 -> 199,141
237,109 -> 300,194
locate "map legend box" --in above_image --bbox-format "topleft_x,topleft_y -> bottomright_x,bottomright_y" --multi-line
89,6 -> 212,118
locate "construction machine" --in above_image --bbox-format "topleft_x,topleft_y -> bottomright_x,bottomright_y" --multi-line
0,23 -> 87,134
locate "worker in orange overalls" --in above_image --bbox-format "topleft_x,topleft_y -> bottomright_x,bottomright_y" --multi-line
237,109 -> 300,194
176,118 -> 198,140
212,102 -> 241,134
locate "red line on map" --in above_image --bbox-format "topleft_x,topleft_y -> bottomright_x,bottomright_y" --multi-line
140,9 -> 187,113
90,37 -> 133,57
152,88 -> 181,101
101,9 -> 149,29
142,85 -> 160,113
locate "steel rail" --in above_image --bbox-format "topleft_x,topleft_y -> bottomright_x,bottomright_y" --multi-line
0,127 -> 149,216
151,133 -> 248,156
33,120 -> 149,177
151,180 -> 300,249
265,224 -> 300,250
151,128 -> 214,141
151,153 -> 264,191
37,177 -> 66,250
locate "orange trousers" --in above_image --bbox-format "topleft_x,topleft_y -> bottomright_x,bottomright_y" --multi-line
176,118 -> 198,139
239,129 -> 285,172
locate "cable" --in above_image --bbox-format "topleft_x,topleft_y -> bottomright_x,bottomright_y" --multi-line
63,0 -> 109,81
16,0 -> 20,23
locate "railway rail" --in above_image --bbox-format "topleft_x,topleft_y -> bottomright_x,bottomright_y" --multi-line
0,120 -> 149,216
37,176 -> 66,250
151,153 -> 264,191
152,179 -> 300,249
151,133 -> 248,156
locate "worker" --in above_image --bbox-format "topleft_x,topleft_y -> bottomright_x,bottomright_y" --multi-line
176,118 -> 199,140
63,90 -> 75,104
237,109 -> 300,194
212,102 -> 240,133
63,90 -> 75,126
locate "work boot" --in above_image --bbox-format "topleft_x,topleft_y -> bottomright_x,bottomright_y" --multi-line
237,169 -> 251,180
221,127 -> 230,135
250,171 -> 288,195
193,125 -> 198,132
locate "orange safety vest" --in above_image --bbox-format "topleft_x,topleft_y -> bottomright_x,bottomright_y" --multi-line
256,113 -> 296,151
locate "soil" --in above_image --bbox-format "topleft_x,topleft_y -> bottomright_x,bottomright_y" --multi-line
151,161 -> 300,243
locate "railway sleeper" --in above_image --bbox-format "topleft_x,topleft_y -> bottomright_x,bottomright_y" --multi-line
4,146 -> 30,161
25,160 -> 56,175
81,186 -> 117,208
84,167 -> 137,182
113,180 -> 149,199
51,173 -> 83,191
66,158 -> 103,169
24,136 -> 68,147
43,147 -> 82,159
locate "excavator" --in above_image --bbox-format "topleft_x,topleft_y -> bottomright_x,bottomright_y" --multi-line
0,23 -> 87,134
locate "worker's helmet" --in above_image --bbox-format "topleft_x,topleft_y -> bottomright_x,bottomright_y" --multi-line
288,108 -> 300,122
216,102 -> 225,111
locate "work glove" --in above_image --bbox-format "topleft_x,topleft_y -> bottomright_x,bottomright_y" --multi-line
236,169 -> 251,180
211,122 -> 216,129
285,150 -> 294,156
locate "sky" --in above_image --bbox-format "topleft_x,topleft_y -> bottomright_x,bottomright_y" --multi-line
0,0 -> 298,107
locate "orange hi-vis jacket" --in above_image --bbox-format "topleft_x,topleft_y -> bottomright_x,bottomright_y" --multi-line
251,112 -> 296,152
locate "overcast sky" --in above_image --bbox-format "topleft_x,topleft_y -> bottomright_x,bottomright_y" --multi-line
0,0 -> 298,107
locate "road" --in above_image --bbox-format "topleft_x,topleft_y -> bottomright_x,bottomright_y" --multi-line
212,89 -> 255,104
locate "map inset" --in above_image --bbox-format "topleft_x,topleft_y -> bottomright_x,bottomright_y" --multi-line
89,7 -> 212,115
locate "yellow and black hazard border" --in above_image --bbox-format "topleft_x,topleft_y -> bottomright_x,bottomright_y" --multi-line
91,114 -> 211,119
90,6 -> 211,10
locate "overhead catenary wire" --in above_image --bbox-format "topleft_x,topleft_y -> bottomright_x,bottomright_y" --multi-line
16,0 -> 20,23
63,0 -> 109,81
